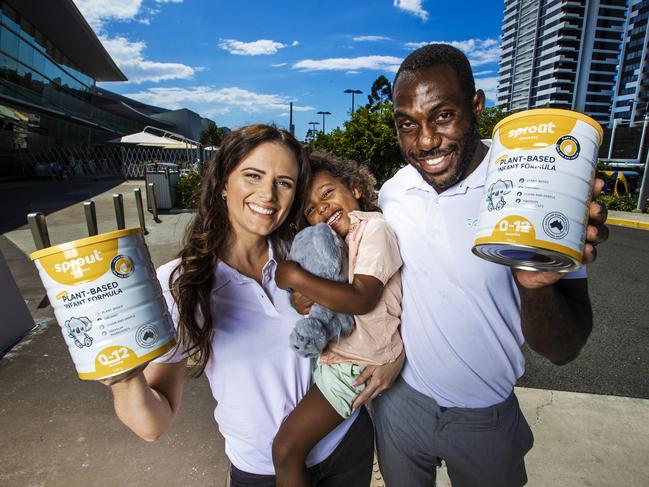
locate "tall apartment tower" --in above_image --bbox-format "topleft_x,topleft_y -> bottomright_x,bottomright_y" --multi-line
611,0 -> 649,125
497,0 -> 627,126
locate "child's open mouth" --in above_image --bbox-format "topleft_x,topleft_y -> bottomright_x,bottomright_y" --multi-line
326,210 -> 342,227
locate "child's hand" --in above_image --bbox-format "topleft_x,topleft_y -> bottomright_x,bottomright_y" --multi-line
290,290 -> 314,315
276,260 -> 301,290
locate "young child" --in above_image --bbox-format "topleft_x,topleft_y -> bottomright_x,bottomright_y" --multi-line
273,151 -> 404,487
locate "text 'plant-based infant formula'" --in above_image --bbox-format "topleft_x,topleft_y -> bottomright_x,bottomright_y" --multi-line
472,108 -> 603,271
30,228 -> 176,380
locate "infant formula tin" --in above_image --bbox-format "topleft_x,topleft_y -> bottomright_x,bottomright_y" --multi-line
30,228 -> 176,380
472,108 -> 603,271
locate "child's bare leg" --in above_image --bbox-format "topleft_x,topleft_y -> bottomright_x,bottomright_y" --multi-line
272,385 -> 344,487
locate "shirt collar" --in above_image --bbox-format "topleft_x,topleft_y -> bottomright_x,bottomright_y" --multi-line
348,210 -> 383,225
213,240 -> 277,289
347,210 -> 383,244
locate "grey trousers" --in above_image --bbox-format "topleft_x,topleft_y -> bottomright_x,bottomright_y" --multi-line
373,377 -> 534,487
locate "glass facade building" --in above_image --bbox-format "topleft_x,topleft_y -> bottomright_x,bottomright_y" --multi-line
0,0 -> 215,179
0,0 -> 148,153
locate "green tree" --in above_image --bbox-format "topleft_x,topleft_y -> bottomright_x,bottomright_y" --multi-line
366,75 -> 392,111
310,99 -> 402,185
478,106 -> 508,139
199,122 -> 225,147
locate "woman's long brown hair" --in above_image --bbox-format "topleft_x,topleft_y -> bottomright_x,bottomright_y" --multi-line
169,124 -> 310,375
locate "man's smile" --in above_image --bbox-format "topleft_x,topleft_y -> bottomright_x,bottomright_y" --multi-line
410,149 -> 455,174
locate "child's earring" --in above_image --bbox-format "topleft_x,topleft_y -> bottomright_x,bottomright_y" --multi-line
221,192 -> 227,201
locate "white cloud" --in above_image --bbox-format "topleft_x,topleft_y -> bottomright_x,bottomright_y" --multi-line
123,86 -> 314,116
353,35 -> 391,42
219,39 -> 297,56
404,38 -> 500,67
394,0 -> 429,21
74,0 -> 195,83
345,70 -> 360,75
476,76 -> 498,103
271,63 -> 288,68
293,56 -> 402,73
73,0 -> 143,29
101,36 -> 196,83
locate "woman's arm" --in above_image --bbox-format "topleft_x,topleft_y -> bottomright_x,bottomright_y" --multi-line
106,359 -> 187,442
276,261 -> 383,315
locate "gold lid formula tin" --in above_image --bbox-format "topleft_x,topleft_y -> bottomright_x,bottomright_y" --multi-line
472,109 -> 603,271
31,228 -> 176,380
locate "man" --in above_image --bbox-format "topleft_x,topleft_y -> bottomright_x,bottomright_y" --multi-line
368,44 -> 609,486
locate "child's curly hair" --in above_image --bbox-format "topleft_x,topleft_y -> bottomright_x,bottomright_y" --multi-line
308,151 -> 379,212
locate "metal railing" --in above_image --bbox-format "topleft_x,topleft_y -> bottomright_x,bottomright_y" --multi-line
20,145 -> 196,180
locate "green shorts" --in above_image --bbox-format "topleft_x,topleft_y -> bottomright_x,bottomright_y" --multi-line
313,358 -> 366,418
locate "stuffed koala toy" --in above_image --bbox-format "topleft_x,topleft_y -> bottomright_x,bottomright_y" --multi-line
287,223 -> 355,358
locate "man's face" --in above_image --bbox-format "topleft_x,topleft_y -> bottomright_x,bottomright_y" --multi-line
393,64 -> 485,192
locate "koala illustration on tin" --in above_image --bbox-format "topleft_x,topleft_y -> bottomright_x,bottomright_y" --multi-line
486,179 -> 513,211
65,316 -> 93,348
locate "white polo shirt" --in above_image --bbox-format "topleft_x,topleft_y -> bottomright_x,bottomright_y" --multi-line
379,147 -> 586,408
154,246 -> 357,474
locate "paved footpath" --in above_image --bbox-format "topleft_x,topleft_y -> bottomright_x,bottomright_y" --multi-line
1,180 -> 648,487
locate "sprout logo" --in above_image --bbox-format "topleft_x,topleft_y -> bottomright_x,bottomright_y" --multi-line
111,255 -> 134,278
556,135 -> 580,160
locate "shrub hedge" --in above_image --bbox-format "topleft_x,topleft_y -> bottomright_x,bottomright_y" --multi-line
176,171 -> 201,209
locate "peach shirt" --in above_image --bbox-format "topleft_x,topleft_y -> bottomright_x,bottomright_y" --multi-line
319,211 -> 404,366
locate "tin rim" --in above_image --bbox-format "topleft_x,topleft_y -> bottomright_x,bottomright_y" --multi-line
472,242 -> 582,272
492,108 -> 604,143
30,227 -> 143,261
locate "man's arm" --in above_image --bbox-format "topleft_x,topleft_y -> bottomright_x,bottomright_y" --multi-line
276,261 -> 383,315
514,178 -> 607,364
516,277 -> 592,365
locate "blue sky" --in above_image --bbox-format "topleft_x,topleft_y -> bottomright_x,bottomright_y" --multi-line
73,0 -> 505,140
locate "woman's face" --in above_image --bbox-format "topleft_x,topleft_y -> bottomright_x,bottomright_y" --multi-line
222,142 -> 300,241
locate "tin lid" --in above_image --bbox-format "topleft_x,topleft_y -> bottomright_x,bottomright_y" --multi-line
492,108 -> 604,142
30,227 -> 143,261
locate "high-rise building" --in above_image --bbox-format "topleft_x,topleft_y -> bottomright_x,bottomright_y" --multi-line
611,0 -> 649,125
497,0 -> 627,126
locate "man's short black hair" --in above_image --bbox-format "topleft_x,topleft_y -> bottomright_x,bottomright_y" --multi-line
393,43 -> 476,101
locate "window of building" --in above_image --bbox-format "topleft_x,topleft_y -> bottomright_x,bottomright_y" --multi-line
0,26 -> 19,58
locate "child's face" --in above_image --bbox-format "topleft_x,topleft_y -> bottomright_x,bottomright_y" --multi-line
304,170 -> 362,238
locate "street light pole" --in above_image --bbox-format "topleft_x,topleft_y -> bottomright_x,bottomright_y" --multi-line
307,121 -> 320,142
344,89 -> 363,115
316,111 -> 331,133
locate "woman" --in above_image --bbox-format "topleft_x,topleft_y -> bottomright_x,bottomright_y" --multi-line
104,125 -> 376,486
